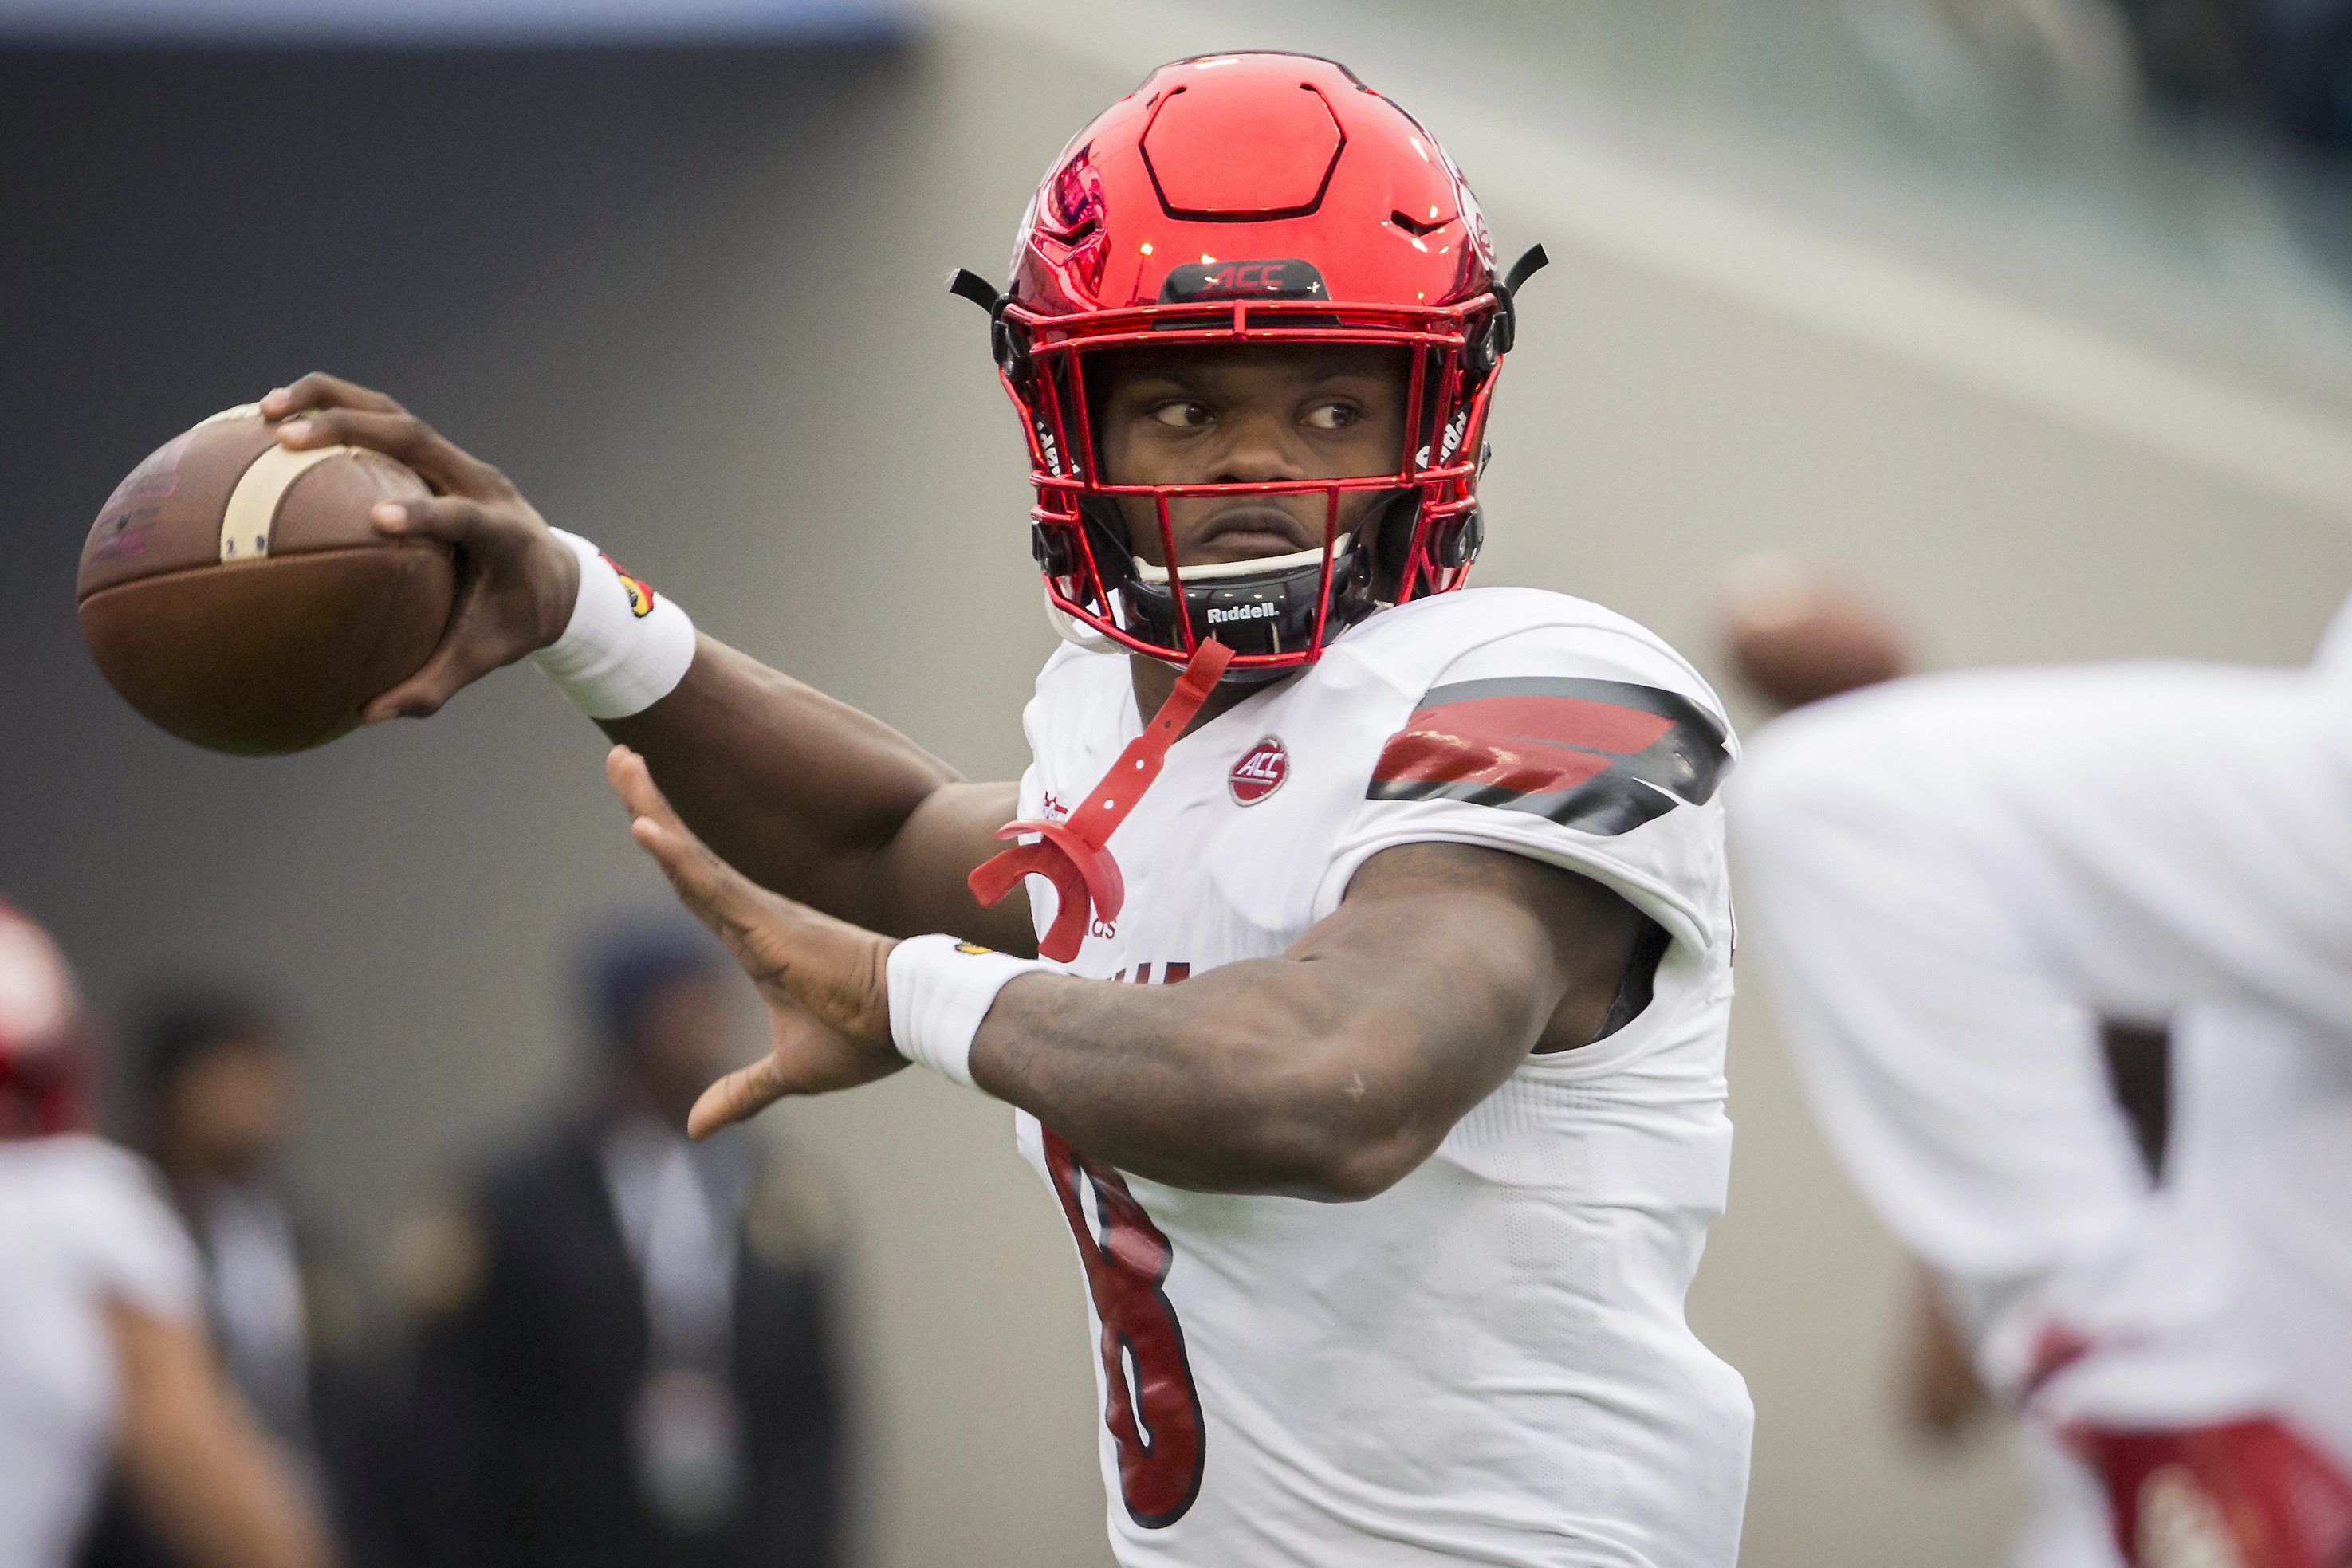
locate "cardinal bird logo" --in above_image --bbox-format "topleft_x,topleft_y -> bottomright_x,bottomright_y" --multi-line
1228,737 -> 1289,805
1369,678 -> 1729,835
600,552 -> 656,618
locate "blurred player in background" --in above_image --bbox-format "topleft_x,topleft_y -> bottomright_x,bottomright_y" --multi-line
1720,555 -> 2140,1568
1727,568 -> 2352,1568
257,50 -> 1753,1566
79,992 -> 380,1568
394,920 -> 843,1568
0,901 -> 334,1568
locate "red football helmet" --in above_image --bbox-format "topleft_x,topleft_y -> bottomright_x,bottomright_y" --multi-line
0,900 -> 92,1139
953,53 -> 1545,678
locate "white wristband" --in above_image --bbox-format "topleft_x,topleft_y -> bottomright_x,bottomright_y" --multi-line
529,528 -> 698,720
887,934 -> 1052,1088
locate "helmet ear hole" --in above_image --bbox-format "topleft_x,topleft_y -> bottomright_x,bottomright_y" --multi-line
995,316 -> 1032,380
1075,497 -> 1135,587
1372,490 -> 1422,582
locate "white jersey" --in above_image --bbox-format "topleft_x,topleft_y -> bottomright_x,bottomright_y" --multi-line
1733,648 -> 2352,1468
1010,587 -> 1753,1568
0,1135 -> 201,1568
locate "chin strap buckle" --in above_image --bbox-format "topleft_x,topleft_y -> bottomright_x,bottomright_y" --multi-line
1469,243 -> 1550,381
948,267 -> 1030,378
969,639 -> 1234,961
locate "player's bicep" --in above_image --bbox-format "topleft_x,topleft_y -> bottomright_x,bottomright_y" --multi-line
873,780 -> 1037,953
1296,842 -> 1644,1118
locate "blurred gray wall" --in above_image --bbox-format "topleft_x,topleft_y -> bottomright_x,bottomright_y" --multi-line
6,13 -> 2350,1568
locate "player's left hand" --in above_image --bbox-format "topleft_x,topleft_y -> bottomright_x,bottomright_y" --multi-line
607,745 -> 907,1136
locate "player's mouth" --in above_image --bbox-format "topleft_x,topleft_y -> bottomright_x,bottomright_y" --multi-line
1178,503 -> 1319,568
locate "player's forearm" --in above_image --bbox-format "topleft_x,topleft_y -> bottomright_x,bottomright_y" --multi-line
604,635 -> 963,926
970,958 -> 1497,1201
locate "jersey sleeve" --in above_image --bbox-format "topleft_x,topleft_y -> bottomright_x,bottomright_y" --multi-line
62,1138 -> 201,1321
1743,662 -> 2352,1041
1313,621 -> 1738,957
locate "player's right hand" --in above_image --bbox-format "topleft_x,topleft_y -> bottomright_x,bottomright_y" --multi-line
260,373 -> 582,723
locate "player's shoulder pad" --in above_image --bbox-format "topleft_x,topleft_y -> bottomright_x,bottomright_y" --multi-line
1345,588 -> 1737,838
1342,586 -> 1729,726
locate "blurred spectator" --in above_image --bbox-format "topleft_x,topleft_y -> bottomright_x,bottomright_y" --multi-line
2114,0 -> 2352,148
0,901 -> 332,1568
392,920 -> 844,1568
79,992 -> 380,1568
1858,0 -> 2352,150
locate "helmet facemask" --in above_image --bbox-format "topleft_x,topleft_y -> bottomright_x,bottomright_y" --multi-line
1011,298 -> 1499,678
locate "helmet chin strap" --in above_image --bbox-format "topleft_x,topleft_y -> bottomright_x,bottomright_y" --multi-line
970,637 -> 1237,961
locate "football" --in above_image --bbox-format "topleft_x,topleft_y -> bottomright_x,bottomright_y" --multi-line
76,405 -> 452,756
1717,552 -> 1910,712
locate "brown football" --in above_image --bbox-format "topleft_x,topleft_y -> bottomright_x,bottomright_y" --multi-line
77,406 -> 452,756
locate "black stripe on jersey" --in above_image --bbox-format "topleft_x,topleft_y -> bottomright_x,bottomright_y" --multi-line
1367,676 -> 1731,836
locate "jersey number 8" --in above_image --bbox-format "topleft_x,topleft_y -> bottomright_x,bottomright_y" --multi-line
1043,1128 -> 1207,1528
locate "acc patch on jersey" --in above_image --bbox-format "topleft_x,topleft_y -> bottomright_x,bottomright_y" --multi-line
1367,676 -> 1729,835
1228,736 -> 1288,805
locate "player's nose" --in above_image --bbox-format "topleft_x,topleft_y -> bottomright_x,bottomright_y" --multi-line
1209,411 -> 1306,484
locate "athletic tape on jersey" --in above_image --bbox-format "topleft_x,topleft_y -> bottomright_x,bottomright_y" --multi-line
1013,588 -> 1752,1568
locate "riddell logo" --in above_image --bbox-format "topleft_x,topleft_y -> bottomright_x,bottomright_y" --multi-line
1206,602 -> 1276,625
1228,737 -> 1288,805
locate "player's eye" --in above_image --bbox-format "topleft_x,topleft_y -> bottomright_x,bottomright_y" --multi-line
1302,401 -> 1360,431
1150,401 -> 1213,430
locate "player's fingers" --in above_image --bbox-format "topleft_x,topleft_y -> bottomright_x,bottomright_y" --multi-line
687,1057 -> 791,1138
623,792 -> 784,965
688,1013 -> 904,1136
274,407 -> 509,500
623,801 -> 880,1038
371,493 -> 486,546
607,745 -> 698,843
612,749 -> 895,1046
631,815 -> 764,945
359,560 -> 525,722
359,633 -> 491,723
260,371 -> 403,420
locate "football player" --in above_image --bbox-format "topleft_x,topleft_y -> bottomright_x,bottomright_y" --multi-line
0,901 -> 333,1568
1733,621 -> 2352,1568
1717,557 -> 2130,1568
260,53 -> 1754,1564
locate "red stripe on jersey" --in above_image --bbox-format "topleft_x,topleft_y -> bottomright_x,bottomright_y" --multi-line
1373,694 -> 1676,793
